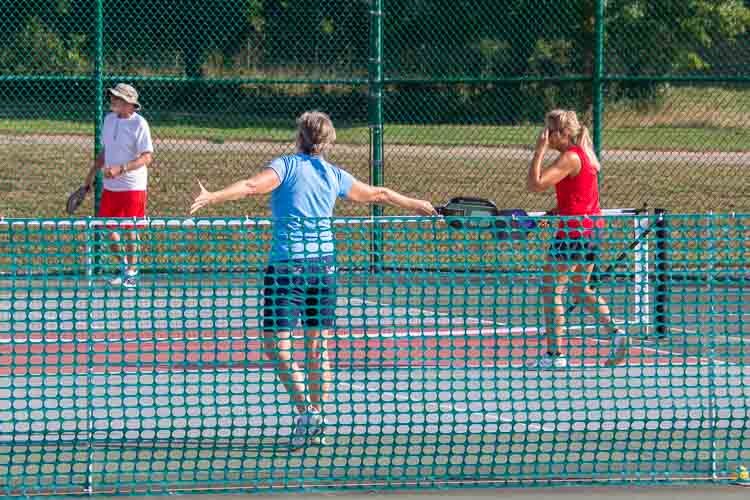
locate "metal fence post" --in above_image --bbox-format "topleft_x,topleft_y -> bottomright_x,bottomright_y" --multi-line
592,0 -> 605,163
93,0 -> 104,216
368,0 -> 384,272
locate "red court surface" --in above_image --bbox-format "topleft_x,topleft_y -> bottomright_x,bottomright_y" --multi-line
0,327 -> 701,376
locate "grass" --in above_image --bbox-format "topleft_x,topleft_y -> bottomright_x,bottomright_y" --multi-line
1,140 -> 748,219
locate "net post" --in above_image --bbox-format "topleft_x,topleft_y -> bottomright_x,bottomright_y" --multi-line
632,208 -> 650,330
654,208 -> 671,339
85,218 -> 95,287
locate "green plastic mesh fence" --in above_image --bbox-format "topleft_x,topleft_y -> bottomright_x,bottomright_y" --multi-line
0,213 -> 747,496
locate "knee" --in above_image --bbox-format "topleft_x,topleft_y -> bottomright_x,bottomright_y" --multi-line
306,336 -> 330,354
262,340 -> 277,361
262,333 -> 284,361
573,284 -> 597,299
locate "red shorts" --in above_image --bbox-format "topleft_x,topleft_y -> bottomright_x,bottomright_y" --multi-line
98,189 -> 147,229
98,189 -> 146,217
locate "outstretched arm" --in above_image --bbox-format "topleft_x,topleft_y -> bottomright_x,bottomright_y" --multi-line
190,167 -> 281,214
345,180 -> 436,216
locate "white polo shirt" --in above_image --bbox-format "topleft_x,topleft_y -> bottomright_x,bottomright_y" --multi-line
101,112 -> 154,192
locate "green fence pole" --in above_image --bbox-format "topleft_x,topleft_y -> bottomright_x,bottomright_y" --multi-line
93,0 -> 105,216
592,0 -> 605,161
368,0 -> 384,271
88,1 -> 104,490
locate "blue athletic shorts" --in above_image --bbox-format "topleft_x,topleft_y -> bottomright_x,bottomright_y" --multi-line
549,239 -> 599,262
262,256 -> 337,331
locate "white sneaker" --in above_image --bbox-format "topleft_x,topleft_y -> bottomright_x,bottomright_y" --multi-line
606,333 -> 629,366
291,409 -> 326,448
110,269 -> 138,288
535,353 -> 567,369
109,272 -> 124,286
122,274 -> 138,289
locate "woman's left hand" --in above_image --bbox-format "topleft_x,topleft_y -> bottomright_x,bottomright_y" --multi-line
535,127 -> 549,151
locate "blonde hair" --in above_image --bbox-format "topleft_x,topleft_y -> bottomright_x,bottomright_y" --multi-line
296,110 -> 336,156
545,109 -> 601,171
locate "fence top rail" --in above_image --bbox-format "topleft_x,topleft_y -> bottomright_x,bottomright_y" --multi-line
1,210 -> 748,232
0,209 -> 647,229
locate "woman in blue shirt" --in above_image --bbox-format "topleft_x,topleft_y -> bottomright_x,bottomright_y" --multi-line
190,111 -> 436,447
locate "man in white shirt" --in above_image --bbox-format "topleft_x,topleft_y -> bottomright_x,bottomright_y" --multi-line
84,83 -> 154,288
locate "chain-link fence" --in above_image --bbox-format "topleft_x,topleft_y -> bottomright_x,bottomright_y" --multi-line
0,0 -> 749,219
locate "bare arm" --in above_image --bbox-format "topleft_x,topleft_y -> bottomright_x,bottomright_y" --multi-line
527,128 -> 580,193
84,150 -> 105,189
190,167 -> 281,214
345,180 -> 436,216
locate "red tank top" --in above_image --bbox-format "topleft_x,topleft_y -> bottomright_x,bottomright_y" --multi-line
555,145 -> 603,239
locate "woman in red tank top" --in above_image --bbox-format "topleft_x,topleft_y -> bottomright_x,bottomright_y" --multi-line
526,109 -> 628,369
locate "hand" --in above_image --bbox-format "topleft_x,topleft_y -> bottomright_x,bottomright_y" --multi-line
537,208 -> 556,228
535,127 -> 549,151
190,180 -> 215,214
104,165 -> 125,178
412,200 -> 438,216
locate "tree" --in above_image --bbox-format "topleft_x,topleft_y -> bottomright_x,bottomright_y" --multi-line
101,0 -> 260,78
604,0 -> 750,99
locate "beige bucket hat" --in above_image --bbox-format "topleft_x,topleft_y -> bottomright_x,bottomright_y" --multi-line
107,83 -> 141,110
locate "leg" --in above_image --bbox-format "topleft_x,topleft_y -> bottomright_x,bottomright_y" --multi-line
567,249 -> 629,366
262,264 -> 308,414
123,230 -> 140,273
541,260 -> 572,356
108,231 -> 124,266
262,329 -> 308,414
303,258 -> 337,413
105,230 -> 129,286
569,262 -> 619,334
303,328 -> 333,413
98,191 -> 124,269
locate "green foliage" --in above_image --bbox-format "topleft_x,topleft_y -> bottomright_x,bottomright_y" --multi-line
0,15 -> 89,74
0,0 -> 748,122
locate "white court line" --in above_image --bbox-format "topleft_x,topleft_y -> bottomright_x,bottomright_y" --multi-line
668,326 -> 746,345
357,297 -> 738,366
348,297 -> 505,327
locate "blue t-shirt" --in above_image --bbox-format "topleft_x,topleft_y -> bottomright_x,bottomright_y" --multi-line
267,153 -> 355,262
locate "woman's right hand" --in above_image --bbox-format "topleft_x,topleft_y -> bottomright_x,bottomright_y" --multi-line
190,181 -> 215,214
535,127 -> 549,151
